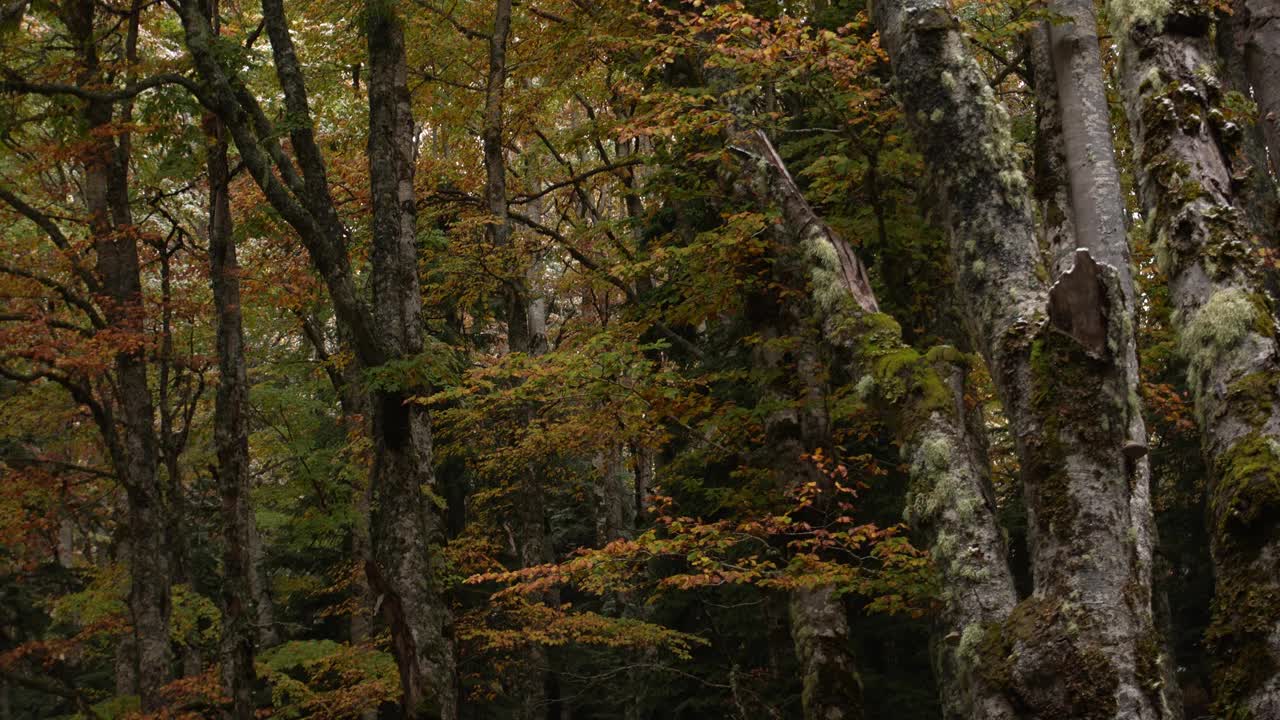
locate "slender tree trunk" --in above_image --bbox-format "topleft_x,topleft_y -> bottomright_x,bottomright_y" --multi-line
755,320 -> 865,720
365,4 -> 456,717
482,5 -> 556,717
869,1 -> 1175,716
1113,2 -> 1280,714
61,0 -> 171,707
206,58 -> 260,720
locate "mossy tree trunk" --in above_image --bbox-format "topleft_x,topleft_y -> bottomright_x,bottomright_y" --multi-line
870,0 -> 1176,716
1222,0 -> 1280,179
1113,0 -> 1280,714
727,128 -> 1019,719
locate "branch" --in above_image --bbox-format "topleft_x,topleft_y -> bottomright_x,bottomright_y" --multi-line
508,209 -> 704,360
417,0 -> 491,39
0,262 -> 105,329
0,669 -> 105,720
0,71 -> 202,103
0,188 -> 101,294
509,157 -> 642,205
5,457 -> 115,480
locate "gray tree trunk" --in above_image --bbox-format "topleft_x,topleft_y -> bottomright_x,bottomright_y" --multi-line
789,587 -> 864,720
1035,9 -> 1183,714
365,4 -> 456,717
1112,1 -> 1280,714
870,0 -> 1175,716
1225,0 -> 1280,178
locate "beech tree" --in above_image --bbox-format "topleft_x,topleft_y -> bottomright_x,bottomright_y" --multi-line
3,0 -> 1279,718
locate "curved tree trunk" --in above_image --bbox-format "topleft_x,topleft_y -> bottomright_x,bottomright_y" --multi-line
1112,1 -> 1280,714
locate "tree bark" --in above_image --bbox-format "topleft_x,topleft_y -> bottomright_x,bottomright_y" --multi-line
1224,0 -> 1280,178
789,586 -> 863,720
206,65 -> 260,720
870,0 -> 1175,716
177,2 -> 457,714
1112,1 -> 1280,714
59,0 -> 171,707
365,5 -> 456,719
1035,9 -> 1182,716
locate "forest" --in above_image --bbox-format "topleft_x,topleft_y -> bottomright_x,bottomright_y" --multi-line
0,0 -> 1278,717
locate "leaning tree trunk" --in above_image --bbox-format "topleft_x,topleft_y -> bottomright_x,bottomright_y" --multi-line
206,78 -> 260,720
726,128 -> 1019,719
1113,1 -> 1280,714
870,0 -> 1175,716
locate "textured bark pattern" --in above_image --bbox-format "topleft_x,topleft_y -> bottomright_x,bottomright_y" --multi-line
871,1 -> 1173,716
366,6 -> 456,718
904,360 -> 1019,720
1227,0 -> 1280,177
789,587 -> 864,720
593,446 -> 633,546
1029,25 -> 1078,277
1113,2 -> 1280,714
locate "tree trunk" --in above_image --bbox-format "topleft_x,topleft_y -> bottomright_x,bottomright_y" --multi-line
1113,2 -> 1280,714
788,587 -> 863,720
869,0 -> 1174,716
365,4 -> 456,717
207,74 -> 260,720
61,0 -> 171,707
757,325 -> 865,720
178,1 -> 457,713
726,127 -> 1019,719
483,5 -> 556,717
1224,0 -> 1280,178
1036,8 -> 1182,716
